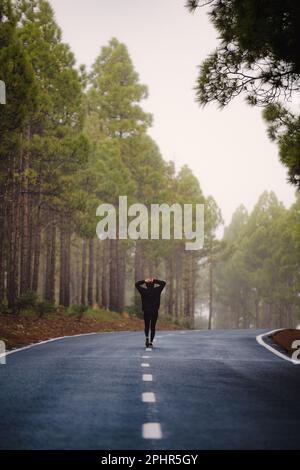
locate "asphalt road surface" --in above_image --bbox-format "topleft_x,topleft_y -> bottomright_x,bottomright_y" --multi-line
0,329 -> 300,450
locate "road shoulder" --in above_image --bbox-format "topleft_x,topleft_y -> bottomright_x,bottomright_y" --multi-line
256,328 -> 300,365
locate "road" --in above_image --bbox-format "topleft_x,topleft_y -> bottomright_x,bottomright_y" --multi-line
0,329 -> 300,450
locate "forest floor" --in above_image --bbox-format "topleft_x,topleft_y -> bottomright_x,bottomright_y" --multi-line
0,310 -> 183,350
271,328 -> 300,357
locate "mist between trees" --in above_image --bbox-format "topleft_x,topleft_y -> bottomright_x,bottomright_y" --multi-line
0,1 -> 299,329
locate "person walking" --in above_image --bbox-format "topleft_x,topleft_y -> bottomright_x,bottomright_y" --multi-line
135,277 -> 166,348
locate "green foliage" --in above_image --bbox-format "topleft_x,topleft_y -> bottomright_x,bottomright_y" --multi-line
214,191 -> 300,328
15,292 -> 56,317
16,290 -> 38,313
68,304 -> 89,318
11,0 -> 90,234
84,308 -> 122,321
87,37 -> 152,139
0,0 -> 36,131
0,1 -> 228,323
36,300 -> 56,318
125,304 -> 140,316
187,0 -> 300,107
263,104 -> 300,188
67,305 -> 124,322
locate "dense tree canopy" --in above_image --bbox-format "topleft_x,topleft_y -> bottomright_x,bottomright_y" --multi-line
0,0 -> 214,325
186,0 -> 300,106
212,191 -> 300,328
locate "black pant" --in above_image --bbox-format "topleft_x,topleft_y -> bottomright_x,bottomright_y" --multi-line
143,309 -> 158,342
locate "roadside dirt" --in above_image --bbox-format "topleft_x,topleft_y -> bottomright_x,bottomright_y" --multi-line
0,313 -> 182,350
271,328 -> 300,356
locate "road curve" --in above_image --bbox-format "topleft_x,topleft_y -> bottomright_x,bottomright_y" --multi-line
0,329 -> 299,449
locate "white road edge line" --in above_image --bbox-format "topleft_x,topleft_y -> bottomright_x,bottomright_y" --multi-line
0,332 -> 99,360
142,374 -> 153,382
256,329 -> 300,365
142,392 -> 156,403
142,423 -> 162,439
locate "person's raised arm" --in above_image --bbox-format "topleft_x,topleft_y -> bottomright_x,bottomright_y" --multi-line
135,279 -> 145,294
153,279 -> 166,292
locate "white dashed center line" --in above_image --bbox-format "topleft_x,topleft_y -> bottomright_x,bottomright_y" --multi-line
142,423 -> 162,439
140,343 -> 162,440
142,392 -> 156,403
142,374 -> 153,381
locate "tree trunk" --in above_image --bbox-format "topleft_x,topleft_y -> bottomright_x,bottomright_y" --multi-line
31,202 -> 42,292
7,147 -> 21,312
0,199 -> 5,304
190,254 -> 196,319
20,127 -> 31,295
167,255 -> 174,317
88,238 -> 94,306
109,238 -> 118,311
174,244 -> 182,320
59,226 -> 71,307
81,238 -> 87,305
44,220 -> 56,303
95,240 -> 102,307
117,242 -> 126,312
74,237 -> 81,304
101,239 -> 110,309
65,229 -> 71,307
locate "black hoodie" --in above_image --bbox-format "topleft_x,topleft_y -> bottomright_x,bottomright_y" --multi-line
135,279 -> 166,312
